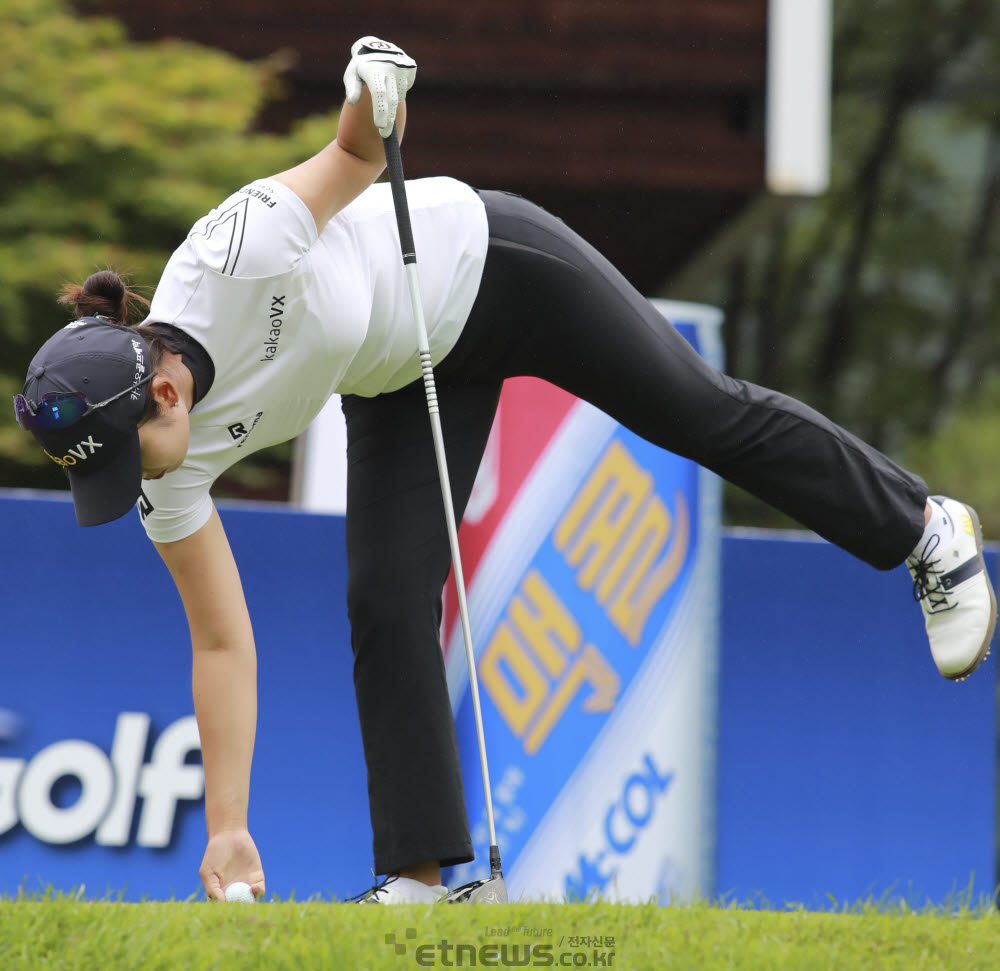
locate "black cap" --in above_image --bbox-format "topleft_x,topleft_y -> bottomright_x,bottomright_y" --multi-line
23,317 -> 152,526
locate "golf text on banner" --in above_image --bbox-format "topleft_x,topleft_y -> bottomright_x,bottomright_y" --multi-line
443,300 -> 724,902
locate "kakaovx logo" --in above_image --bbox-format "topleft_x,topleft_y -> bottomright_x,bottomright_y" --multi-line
43,436 -> 103,468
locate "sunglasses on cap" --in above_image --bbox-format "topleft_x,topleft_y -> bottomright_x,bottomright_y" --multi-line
13,370 -> 157,432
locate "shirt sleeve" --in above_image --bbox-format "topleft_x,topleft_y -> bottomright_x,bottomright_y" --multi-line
137,473 -> 215,545
186,178 -> 319,279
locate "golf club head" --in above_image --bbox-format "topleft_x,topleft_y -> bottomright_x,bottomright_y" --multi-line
444,876 -> 509,904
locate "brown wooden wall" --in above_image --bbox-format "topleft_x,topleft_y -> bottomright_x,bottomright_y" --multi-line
94,1 -> 767,291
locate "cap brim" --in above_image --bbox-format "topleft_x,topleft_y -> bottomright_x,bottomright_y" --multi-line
67,428 -> 143,526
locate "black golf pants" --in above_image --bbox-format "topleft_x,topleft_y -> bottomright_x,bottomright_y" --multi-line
341,190 -> 928,876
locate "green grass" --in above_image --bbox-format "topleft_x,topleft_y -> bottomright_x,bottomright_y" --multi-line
1,893 -> 999,970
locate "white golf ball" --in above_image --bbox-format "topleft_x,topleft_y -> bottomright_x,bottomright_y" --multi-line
224,881 -> 256,903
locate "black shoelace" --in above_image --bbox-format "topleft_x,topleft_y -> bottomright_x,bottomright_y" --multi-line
909,534 -> 956,614
347,873 -> 397,903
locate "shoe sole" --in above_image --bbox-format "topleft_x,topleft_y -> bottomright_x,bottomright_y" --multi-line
941,501 -> 997,681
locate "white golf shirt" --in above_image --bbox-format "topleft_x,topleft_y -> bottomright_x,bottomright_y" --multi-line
138,176 -> 488,543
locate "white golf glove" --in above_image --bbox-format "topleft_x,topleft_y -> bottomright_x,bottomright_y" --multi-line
343,36 -> 417,138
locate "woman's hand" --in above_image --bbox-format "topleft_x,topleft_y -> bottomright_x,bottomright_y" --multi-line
343,36 -> 416,137
200,828 -> 266,902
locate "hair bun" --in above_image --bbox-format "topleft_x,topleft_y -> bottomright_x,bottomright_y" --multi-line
82,270 -> 126,305
57,269 -> 150,326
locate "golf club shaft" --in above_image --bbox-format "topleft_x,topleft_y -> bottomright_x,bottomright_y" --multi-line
382,126 -> 501,865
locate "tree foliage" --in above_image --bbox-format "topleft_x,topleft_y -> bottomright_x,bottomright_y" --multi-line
5,0 -> 1000,536
0,0 -> 339,494
686,0 -> 1000,534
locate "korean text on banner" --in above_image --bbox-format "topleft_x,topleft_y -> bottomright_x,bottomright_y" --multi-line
444,300 -> 724,903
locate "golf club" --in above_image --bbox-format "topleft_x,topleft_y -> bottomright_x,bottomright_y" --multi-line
382,125 -> 507,904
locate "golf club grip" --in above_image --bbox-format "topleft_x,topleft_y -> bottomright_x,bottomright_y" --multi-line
382,126 -> 416,264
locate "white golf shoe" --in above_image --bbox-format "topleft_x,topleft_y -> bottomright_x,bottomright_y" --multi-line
906,496 -> 997,680
356,875 -> 447,904
444,876 -> 509,903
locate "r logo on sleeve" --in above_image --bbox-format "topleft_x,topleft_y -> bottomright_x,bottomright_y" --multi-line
137,488 -> 154,521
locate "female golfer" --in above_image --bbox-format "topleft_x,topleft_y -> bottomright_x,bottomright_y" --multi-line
16,37 -> 996,904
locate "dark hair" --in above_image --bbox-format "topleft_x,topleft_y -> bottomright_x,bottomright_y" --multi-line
58,270 -> 163,423
58,269 -> 150,326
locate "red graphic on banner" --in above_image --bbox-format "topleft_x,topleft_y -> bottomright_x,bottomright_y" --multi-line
442,377 -> 577,656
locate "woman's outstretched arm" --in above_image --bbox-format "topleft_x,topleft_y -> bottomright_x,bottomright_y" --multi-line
154,506 -> 264,901
274,36 -> 415,231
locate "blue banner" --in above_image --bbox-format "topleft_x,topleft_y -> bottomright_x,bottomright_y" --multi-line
445,304 -> 724,902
